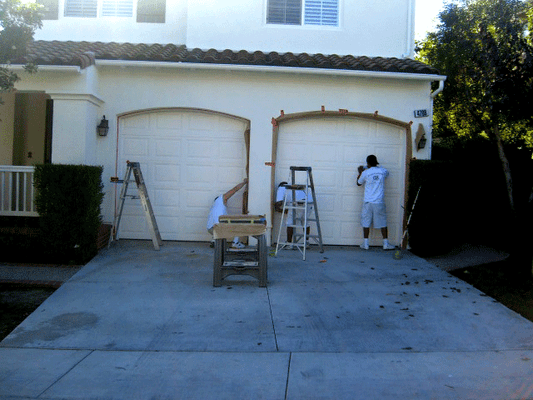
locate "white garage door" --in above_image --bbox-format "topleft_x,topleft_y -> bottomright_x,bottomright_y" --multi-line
117,109 -> 248,241
274,117 -> 406,246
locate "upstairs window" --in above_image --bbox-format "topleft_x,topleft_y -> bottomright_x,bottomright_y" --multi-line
267,0 -> 338,27
64,0 -> 97,17
102,0 -> 133,17
267,0 -> 301,25
64,0 -> 135,18
304,0 -> 338,26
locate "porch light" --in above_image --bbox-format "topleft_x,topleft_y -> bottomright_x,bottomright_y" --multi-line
97,116 -> 109,137
417,134 -> 427,150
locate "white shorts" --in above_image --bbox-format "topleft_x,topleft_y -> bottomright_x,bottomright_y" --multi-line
287,203 -> 313,227
361,202 -> 387,229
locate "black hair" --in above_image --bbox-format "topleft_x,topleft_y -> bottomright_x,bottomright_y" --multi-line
366,155 -> 379,166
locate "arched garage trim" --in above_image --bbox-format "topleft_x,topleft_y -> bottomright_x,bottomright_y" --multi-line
270,110 -> 413,248
115,108 -> 251,237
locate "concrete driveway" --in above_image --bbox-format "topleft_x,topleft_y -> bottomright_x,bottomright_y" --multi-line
1,241 -> 532,399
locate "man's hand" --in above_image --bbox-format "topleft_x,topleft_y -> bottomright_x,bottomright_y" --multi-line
357,165 -> 365,174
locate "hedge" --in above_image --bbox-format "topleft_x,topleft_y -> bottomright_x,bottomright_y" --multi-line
33,164 -> 104,264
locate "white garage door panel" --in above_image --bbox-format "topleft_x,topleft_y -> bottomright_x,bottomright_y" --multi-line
118,110 -> 247,241
275,117 -> 406,246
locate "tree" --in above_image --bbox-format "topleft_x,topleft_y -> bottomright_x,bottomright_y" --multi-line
417,0 -> 533,278
0,0 -> 42,94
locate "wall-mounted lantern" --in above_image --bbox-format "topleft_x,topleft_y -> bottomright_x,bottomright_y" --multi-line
417,134 -> 427,150
415,123 -> 427,152
97,116 -> 109,137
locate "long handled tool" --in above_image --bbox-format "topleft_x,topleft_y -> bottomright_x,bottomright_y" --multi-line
393,186 -> 421,260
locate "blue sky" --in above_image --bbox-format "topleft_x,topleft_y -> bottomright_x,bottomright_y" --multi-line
415,0 -> 446,40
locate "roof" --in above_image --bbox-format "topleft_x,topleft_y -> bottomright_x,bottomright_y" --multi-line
16,40 -> 440,75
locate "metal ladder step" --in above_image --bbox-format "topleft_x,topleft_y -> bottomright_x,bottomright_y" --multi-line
109,161 -> 163,250
275,165 -> 324,260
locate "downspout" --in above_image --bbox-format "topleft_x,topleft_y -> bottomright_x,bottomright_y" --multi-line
429,79 -> 446,158
403,0 -> 415,58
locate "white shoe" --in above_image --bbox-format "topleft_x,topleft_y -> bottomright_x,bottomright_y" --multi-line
232,242 -> 245,249
360,243 -> 369,250
383,243 -> 395,250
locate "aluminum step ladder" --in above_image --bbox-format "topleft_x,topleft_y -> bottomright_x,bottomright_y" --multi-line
109,161 -> 162,250
275,166 -> 324,260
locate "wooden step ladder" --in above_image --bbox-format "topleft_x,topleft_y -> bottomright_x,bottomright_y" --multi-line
109,161 -> 162,250
275,166 -> 324,260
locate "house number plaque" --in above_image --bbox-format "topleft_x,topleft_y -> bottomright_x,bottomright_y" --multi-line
414,109 -> 428,118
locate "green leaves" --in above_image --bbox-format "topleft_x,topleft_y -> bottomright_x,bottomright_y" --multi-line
417,0 -> 533,145
0,0 -> 42,93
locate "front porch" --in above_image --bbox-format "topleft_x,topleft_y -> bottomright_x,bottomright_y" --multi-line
0,166 -> 38,218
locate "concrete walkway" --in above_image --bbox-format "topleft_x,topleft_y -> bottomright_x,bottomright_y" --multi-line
1,241 -> 532,399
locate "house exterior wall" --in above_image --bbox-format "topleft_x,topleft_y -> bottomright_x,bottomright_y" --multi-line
0,93 -> 15,165
186,0 -> 415,57
34,0 -> 415,58
13,93 -> 48,166
34,0 -> 188,44
14,64 -> 434,239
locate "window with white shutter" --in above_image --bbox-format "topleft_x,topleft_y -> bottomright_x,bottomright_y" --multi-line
267,0 -> 302,25
64,0 -> 97,17
267,0 -> 338,26
102,0 -> 133,17
304,0 -> 338,26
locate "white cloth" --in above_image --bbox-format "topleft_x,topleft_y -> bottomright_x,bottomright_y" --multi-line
207,195 -> 227,231
276,186 -> 307,203
357,166 -> 389,203
276,185 -> 312,227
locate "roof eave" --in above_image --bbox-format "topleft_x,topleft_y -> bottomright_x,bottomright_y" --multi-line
95,59 -> 446,81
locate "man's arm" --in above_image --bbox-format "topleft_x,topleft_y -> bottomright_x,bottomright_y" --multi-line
356,165 -> 365,186
223,178 -> 248,203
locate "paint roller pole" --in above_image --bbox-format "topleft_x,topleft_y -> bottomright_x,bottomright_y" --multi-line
393,186 -> 422,260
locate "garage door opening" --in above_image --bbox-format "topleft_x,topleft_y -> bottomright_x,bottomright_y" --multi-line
116,108 -> 250,241
271,110 -> 412,247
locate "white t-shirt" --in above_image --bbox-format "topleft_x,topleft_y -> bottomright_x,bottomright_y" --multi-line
276,185 -> 312,227
206,195 -> 227,230
357,166 -> 389,203
276,186 -> 307,203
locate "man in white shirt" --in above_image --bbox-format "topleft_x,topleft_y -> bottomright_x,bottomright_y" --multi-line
357,155 -> 395,250
207,178 -> 247,248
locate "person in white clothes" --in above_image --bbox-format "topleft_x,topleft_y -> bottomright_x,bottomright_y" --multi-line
356,155 -> 395,250
275,181 -> 312,249
207,178 -> 247,248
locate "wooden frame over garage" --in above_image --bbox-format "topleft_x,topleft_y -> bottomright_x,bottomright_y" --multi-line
270,110 -> 413,247
115,108 -> 250,241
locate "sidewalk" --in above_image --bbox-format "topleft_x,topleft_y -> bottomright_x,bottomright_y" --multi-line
1,241 -> 532,399
0,263 -> 82,288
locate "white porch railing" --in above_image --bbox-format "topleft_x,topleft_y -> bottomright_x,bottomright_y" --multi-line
0,166 -> 39,217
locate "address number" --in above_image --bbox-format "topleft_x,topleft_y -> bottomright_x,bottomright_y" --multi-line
414,109 -> 428,118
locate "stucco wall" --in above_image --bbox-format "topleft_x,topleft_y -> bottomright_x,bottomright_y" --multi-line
34,0 -> 415,58
0,93 -> 15,165
14,64 -> 434,229
186,0 -> 415,57
34,0 -> 188,45
13,93 -> 48,166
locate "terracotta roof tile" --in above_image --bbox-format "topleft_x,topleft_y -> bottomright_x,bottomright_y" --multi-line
15,40 -> 440,75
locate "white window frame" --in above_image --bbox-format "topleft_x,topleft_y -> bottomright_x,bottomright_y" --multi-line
101,0 -> 134,18
64,0 -> 135,18
266,0 -> 340,27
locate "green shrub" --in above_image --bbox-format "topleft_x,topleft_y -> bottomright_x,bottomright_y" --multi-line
33,164 -> 104,264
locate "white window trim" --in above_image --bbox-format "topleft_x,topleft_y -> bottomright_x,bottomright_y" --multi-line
264,0 -> 341,29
